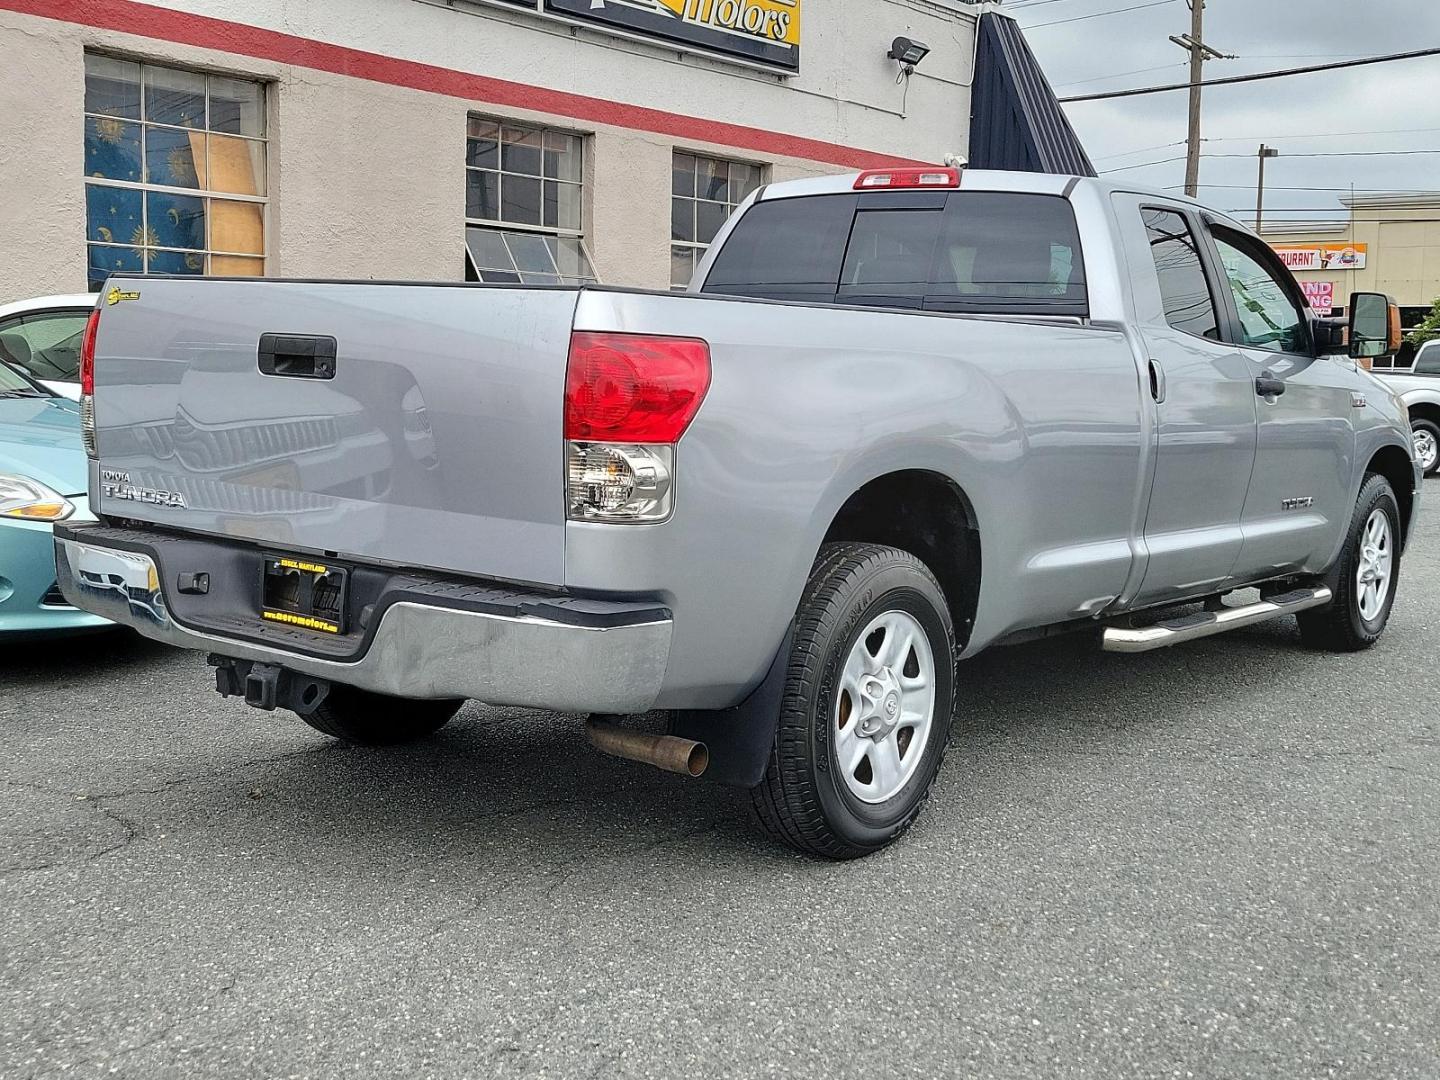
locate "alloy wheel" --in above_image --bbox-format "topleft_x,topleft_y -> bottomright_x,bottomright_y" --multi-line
834,609 -> 936,804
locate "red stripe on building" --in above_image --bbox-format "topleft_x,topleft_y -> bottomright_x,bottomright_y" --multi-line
4,0 -> 926,170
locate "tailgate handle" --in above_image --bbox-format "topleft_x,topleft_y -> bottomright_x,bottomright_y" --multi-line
258,334 -> 337,380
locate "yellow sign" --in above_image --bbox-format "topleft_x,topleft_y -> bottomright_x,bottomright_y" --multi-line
105,286 -> 140,306
655,0 -> 799,46
544,0 -> 800,71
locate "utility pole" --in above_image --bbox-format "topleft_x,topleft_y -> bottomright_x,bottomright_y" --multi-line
1169,2 -> 1230,198
1254,144 -> 1279,232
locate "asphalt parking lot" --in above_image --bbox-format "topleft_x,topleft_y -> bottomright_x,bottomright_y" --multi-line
4,492 -> 1440,1080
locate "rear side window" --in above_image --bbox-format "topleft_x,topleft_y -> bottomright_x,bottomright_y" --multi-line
701,194 -> 858,302
703,190 -> 1086,315
1141,207 -> 1219,340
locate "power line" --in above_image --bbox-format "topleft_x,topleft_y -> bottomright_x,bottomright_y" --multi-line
1055,63 -> 1186,89
1060,47 -> 1440,102
1171,184 -> 1440,193
1102,149 -> 1440,173
1094,140 -> 1185,161
1203,125 -> 1440,144
1022,0 -> 1176,31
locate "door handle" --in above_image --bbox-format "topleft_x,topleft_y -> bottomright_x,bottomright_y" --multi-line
258,334 -> 337,379
1255,372 -> 1286,399
1148,358 -> 1166,403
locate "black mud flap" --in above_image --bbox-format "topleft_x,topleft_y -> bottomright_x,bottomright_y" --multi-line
669,628 -> 792,789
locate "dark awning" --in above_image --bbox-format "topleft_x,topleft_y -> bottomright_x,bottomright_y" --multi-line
969,11 -> 1096,176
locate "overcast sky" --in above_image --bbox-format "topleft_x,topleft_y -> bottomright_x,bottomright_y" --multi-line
1008,0 -> 1440,225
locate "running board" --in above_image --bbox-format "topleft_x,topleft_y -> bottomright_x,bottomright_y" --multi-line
1101,587 -> 1332,654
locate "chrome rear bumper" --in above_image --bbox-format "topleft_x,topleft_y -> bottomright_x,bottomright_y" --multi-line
55,536 -> 672,713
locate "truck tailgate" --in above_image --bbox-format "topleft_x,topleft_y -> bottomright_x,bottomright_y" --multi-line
90,279 -> 578,586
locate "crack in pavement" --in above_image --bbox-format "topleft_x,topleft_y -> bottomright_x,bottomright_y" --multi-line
0,746 -> 336,881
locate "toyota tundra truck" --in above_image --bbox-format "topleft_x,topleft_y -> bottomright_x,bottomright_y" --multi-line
57,167 -> 1419,859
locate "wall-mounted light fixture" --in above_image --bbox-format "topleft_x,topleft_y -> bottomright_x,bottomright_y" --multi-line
888,35 -> 930,75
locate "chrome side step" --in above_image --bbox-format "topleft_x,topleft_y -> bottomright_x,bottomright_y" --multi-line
1101,586 -> 1332,654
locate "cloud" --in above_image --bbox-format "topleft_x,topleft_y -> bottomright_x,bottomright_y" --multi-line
1015,0 -> 1440,219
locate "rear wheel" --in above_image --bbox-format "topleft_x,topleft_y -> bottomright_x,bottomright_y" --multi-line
1297,473 -> 1401,652
749,543 -> 956,859
300,685 -> 464,746
1411,419 -> 1439,477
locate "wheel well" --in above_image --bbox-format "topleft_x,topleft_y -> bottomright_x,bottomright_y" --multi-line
1367,444 -> 1415,544
1406,401 -> 1440,430
822,470 -> 980,648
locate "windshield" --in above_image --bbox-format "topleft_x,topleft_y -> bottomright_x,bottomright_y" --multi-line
0,360 -> 46,396
0,310 -> 89,382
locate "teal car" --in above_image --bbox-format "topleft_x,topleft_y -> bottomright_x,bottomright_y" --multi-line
0,361 -> 109,636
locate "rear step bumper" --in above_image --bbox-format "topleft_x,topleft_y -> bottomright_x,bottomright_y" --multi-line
1101,587 -> 1333,654
54,534 -> 671,714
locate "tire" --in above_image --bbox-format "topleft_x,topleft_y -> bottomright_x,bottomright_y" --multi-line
300,684 -> 464,746
749,542 -> 957,859
1296,473 -> 1401,652
1411,419 -> 1440,477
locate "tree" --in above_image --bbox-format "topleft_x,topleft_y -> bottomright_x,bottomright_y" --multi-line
1407,297 -> 1440,348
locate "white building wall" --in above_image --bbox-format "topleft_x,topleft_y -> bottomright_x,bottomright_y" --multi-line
0,0 -> 977,297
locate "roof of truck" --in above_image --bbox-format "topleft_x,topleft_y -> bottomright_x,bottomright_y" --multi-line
757,168 -> 1209,211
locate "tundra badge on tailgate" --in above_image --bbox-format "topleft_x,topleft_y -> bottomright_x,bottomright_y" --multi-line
101,469 -> 187,509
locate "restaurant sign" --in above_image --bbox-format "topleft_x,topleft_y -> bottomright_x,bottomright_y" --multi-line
544,0 -> 801,72
1270,243 -> 1367,272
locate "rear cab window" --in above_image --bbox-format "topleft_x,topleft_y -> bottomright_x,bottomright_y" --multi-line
702,190 -> 1087,317
1141,207 -> 1220,340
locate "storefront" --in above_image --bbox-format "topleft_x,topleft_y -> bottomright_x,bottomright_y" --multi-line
0,0 -> 1099,299
1261,193 -> 1440,356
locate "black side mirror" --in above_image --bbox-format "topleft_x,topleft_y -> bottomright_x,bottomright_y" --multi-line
1313,318 -> 1347,356
1349,292 -> 1399,363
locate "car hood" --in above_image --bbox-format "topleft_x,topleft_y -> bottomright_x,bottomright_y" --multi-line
0,396 -> 87,496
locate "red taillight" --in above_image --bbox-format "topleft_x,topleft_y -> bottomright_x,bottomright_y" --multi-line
853,167 -> 961,190
564,332 -> 711,443
79,307 -> 101,396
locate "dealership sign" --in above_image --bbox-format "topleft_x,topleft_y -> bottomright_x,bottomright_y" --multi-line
1302,280 -> 1335,315
541,0 -> 801,71
1271,243 -> 1367,272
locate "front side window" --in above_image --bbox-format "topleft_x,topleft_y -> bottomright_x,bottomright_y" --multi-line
1142,207 -> 1218,339
83,54 -> 266,289
671,152 -> 763,290
1212,231 -> 1309,354
0,311 -> 90,383
464,118 -> 597,285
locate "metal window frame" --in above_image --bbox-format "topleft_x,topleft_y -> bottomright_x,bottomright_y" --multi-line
464,115 -> 595,280
670,151 -> 766,289
82,54 -> 268,278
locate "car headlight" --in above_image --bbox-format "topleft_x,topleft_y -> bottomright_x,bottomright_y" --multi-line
0,474 -> 75,521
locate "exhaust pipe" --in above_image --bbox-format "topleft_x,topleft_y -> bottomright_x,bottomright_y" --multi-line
585,718 -> 709,778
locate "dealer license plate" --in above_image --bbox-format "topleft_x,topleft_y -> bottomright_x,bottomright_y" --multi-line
260,555 -> 349,635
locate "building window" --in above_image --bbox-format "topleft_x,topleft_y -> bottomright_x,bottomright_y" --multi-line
83,54 -> 266,290
671,152 -> 763,290
464,118 -> 597,284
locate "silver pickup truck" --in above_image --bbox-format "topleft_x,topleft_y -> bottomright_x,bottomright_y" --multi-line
58,167 -> 1419,859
